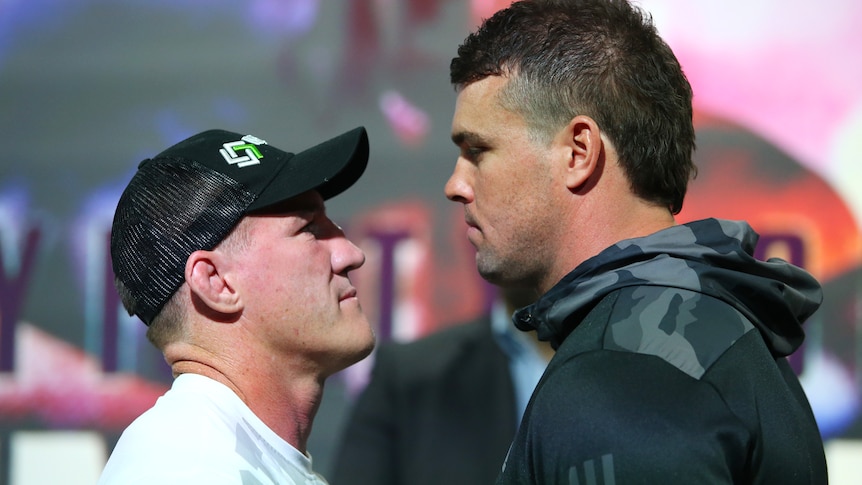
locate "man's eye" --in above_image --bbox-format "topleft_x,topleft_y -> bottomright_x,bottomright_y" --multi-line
464,146 -> 486,161
302,220 -> 333,238
293,219 -> 314,235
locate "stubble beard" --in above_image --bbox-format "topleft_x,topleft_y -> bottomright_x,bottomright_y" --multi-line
475,244 -> 538,290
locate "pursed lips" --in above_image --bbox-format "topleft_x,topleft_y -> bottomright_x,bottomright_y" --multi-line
463,212 -> 483,247
464,210 -> 479,231
339,286 -> 358,302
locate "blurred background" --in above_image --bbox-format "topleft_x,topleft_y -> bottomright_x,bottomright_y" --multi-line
0,0 -> 860,483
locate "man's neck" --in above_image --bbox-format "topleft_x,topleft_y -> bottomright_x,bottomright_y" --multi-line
543,197 -> 675,295
166,344 -> 324,454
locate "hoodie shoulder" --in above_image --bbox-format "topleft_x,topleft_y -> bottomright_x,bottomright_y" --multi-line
603,285 -> 755,379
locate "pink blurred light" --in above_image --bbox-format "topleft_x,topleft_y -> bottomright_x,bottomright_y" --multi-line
379,90 -> 430,148
643,0 -> 862,173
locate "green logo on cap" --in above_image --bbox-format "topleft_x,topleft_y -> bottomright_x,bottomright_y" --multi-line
220,138 -> 265,168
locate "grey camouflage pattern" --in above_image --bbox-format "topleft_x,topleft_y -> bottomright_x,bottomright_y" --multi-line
513,218 -> 821,358
604,286 -> 755,378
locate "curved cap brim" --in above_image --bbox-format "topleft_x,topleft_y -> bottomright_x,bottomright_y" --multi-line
249,126 -> 369,211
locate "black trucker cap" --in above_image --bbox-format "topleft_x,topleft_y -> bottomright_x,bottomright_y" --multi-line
110,127 -> 369,326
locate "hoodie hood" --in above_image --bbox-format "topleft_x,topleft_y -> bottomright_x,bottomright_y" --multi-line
513,218 -> 822,356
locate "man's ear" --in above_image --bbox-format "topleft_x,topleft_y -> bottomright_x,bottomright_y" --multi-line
558,115 -> 603,190
185,249 -> 242,316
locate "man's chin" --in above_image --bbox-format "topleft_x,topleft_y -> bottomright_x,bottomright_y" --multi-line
478,260 -> 537,291
352,324 -> 376,358
477,263 -> 508,287
325,340 -> 375,377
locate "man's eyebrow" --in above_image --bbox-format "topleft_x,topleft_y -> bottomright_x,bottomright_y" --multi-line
451,131 -> 489,146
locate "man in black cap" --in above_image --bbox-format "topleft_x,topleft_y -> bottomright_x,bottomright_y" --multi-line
98,127 -> 373,484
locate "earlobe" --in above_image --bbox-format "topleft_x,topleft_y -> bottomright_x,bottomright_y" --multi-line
562,115 -> 603,190
185,250 -> 242,316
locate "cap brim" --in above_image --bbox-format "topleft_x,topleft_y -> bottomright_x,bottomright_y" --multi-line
248,126 -> 369,211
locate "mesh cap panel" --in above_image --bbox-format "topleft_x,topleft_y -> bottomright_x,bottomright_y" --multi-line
110,157 -> 256,325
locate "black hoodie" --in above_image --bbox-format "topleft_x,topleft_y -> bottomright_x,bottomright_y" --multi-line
499,218 -> 828,485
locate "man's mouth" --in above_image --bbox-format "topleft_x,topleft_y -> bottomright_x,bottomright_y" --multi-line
339,287 -> 358,302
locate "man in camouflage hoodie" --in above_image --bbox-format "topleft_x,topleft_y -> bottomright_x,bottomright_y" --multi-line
444,0 -> 827,483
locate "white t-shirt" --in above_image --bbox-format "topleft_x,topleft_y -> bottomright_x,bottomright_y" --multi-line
98,373 -> 328,485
